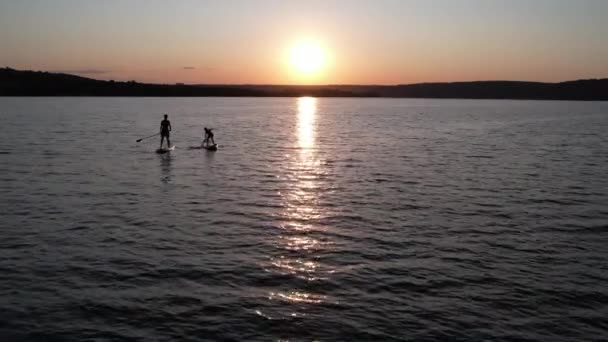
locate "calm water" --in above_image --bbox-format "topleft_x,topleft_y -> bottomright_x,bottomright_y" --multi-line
1,97 -> 607,341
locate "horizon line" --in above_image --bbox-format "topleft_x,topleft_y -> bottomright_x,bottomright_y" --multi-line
4,67 -> 608,87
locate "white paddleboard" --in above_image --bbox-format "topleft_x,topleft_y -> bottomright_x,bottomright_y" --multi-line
156,145 -> 175,154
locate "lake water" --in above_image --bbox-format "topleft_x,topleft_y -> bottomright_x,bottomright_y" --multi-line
1,97 -> 607,341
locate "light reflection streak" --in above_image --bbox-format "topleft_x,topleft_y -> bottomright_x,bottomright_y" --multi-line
297,97 -> 316,149
287,97 -> 319,233
269,291 -> 327,304
265,97 -> 333,311
281,97 -> 321,225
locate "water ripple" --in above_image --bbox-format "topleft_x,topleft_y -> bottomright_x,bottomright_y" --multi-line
1,97 -> 607,341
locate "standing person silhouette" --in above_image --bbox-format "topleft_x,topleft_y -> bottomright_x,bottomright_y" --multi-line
203,127 -> 215,146
160,114 -> 172,148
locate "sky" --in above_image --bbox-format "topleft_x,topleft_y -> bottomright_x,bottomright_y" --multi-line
1,0 -> 607,85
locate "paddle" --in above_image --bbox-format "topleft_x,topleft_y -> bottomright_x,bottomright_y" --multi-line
136,133 -> 160,142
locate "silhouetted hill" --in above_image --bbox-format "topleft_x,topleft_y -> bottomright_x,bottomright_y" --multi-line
358,80 -> 608,100
0,68 -> 266,97
1,67 -> 607,100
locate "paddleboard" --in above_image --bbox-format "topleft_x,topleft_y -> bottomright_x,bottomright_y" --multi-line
203,144 -> 218,151
156,145 -> 175,154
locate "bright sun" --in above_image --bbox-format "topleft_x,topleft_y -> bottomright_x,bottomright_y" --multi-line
288,41 -> 327,80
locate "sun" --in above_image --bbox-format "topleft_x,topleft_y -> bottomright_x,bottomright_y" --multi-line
288,41 -> 327,81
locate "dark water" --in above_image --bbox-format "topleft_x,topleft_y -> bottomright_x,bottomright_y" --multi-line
1,97 -> 607,341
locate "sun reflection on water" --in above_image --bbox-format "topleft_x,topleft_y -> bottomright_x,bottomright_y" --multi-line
289,97 -> 319,230
281,97 -> 322,227
269,291 -> 327,304
297,97 -> 316,150
262,97 -> 335,316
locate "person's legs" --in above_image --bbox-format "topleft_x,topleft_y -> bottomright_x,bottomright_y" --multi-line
160,135 -> 165,148
167,133 -> 171,147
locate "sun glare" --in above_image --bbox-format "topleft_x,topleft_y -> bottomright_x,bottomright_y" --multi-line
288,41 -> 327,81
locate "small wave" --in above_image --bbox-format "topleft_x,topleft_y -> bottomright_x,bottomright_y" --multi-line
527,198 -> 582,206
466,155 -> 495,159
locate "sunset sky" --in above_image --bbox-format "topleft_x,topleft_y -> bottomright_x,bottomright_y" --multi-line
1,0 -> 606,85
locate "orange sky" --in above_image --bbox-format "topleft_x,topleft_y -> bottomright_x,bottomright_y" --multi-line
1,0 -> 607,85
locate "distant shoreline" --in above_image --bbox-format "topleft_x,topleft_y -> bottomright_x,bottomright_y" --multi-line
4,96 -> 608,103
2,68 -> 607,101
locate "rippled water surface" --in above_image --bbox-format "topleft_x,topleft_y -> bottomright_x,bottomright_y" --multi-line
1,97 -> 608,341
